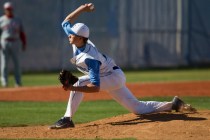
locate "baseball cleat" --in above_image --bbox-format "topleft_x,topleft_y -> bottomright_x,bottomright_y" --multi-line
49,117 -> 75,129
172,96 -> 197,113
172,96 -> 185,112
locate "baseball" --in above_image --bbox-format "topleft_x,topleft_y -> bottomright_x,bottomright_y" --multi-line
88,3 -> 94,10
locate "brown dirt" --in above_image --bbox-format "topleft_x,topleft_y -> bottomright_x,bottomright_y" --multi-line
0,81 -> 210,140
0,111 -> 210,140
1,81 -> 210,102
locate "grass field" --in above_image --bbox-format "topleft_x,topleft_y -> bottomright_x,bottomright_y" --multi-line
5,68 -> 210,87
1,68 -> 210,127
0,97 -> 210,127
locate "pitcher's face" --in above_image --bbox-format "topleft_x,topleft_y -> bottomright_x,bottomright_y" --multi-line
68,34 -> 76,44
68,34 -> 83,46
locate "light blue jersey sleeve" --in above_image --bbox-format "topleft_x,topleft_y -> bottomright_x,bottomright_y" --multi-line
85,58 -> 101,86
61,20 -> 74,36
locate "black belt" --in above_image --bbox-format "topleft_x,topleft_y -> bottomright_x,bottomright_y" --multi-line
113,66 -> 120,70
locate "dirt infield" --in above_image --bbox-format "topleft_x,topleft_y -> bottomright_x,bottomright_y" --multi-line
0,111 -> 210,140
0,81 -> 210,139
1,81 -> 210,102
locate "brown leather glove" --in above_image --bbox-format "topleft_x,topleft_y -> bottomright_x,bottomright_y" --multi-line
59,70 -> 78,88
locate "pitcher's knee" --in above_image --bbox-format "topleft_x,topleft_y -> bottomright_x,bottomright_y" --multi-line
74,78 -> 90,87
74,80 -> 85,87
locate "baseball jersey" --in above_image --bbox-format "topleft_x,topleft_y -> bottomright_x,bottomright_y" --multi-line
0,15 -> 23,40
62,21 -> 117,86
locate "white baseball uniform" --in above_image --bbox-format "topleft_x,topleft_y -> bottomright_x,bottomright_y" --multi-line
0,15 -> 24,87
62,21 -> 173,118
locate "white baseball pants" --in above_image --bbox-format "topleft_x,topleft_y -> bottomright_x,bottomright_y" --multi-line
0,39 -> 22,87
64,69 -> 172,117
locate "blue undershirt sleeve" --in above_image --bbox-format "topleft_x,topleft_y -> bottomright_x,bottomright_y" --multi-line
85,58 -> 101,86
61,21 -> 72,36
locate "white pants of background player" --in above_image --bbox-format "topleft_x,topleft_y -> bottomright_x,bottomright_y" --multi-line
64,69 -> 172,117
0,39 -> 22,87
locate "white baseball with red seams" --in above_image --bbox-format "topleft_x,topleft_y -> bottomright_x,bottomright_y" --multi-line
88,3 -> 94,10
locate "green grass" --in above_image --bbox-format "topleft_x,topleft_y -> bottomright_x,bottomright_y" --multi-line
125,68 -> 210,83
0,97 -> 209,127
0,68 -> 210,140
0,100 -> 128,127
4,68 -> 210,87
7,73 -> 60,87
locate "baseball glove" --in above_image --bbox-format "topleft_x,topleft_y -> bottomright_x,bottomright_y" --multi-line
59,70 -> 78,88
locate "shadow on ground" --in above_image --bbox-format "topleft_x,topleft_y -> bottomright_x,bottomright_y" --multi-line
109,112 -> 207,125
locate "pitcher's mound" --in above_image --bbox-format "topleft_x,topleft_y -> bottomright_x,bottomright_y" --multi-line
1,110 -> 210,140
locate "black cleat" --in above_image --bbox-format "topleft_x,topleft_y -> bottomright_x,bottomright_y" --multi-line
49,117 -> 75,129
172,96 -> 185,112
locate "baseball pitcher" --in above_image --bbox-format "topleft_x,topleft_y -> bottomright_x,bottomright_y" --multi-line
49,3 -> 196,129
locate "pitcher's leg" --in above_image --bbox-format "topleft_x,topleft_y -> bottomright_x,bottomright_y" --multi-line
49,91 -> 80,129
64,75 -> 90,117
49,76 -> 90,129
108,86 -> 172,114
64,90 -> 84,117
